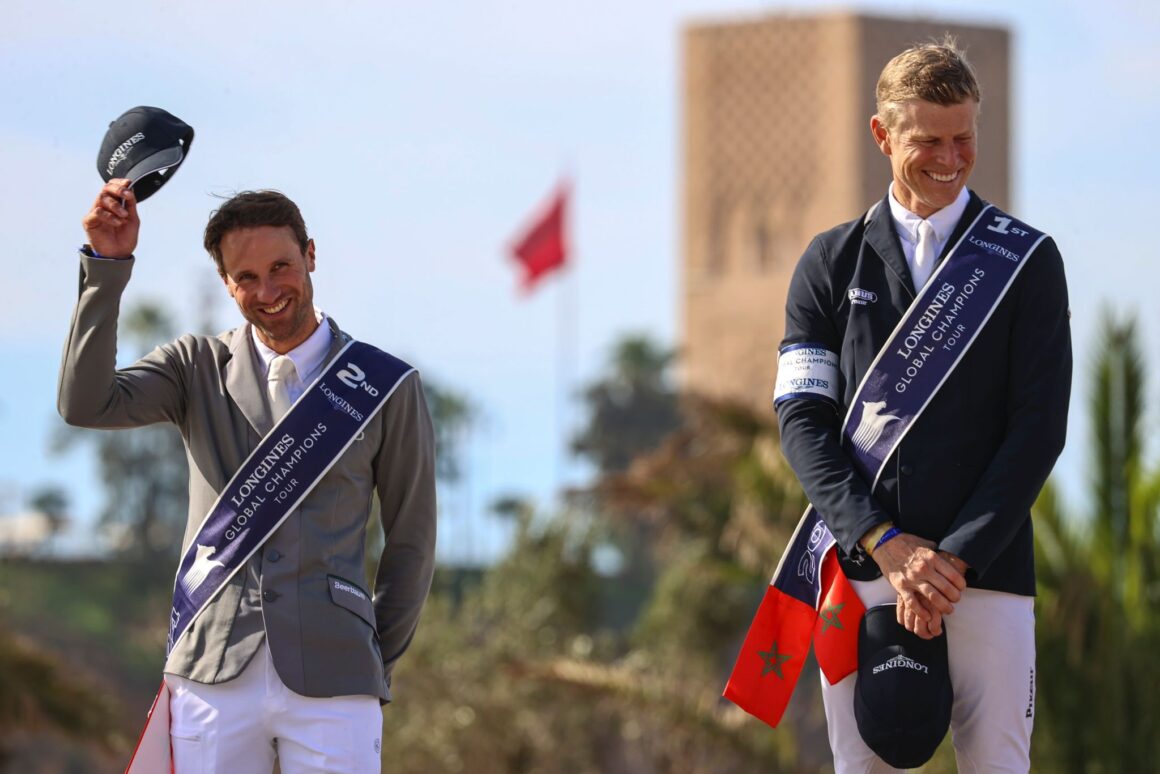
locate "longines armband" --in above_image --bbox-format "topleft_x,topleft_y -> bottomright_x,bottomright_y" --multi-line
774,344 -> 839,407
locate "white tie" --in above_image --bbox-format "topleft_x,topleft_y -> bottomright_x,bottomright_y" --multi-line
913,220 -> 937,291
267,355 -> 296,420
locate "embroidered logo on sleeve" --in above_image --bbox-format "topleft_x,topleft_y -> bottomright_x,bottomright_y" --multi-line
774,344 -> 839,406
848,288 -> 878,306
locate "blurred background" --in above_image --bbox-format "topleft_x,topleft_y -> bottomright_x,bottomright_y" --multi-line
2,0 -> 1158,771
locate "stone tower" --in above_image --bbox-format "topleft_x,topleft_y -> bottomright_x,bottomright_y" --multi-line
680,12 -> 1010,410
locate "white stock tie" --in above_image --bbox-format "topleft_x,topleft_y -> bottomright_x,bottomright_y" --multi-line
913,220 -> 937,291
267,355 -> 296,421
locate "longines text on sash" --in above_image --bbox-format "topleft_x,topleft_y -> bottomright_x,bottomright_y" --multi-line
226,422 -> 329,539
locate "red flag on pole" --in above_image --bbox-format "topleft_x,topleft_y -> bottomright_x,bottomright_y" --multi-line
510,183 -> 568,291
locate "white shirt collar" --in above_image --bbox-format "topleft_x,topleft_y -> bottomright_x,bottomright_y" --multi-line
887,184 -> 970,245
251,308 -> 332,385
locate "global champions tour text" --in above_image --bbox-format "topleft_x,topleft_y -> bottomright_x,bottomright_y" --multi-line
226,422 -> 329,540
892,267 -> 985,393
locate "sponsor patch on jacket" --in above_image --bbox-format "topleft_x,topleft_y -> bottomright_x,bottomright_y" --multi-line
774,344 -> 839,407
327,575 -> 376,629
848,288 -> 878,306
330,576 -> 368,601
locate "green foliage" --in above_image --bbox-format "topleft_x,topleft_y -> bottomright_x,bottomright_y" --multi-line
0,558 -> 173,772
28,487 -> 69,540
1033,311 -> 1160,771
0,630 -> 121,751
382,502 -> 796,773
374,332 -> 822,772
571,335 -> 682,474
588,393 -> 827,770
380,506 -> 608,773
632,540 -> 758,669
423,380 -> 476,485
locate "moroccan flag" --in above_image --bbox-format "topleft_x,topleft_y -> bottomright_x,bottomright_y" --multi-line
724,508 -> 863,727
723,580 -> 816,727
510,183 -> 568,291
813,549 -> 864,685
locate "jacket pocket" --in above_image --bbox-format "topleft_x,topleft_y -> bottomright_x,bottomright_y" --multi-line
326,574 -> 376,631
170,725 -> 204,771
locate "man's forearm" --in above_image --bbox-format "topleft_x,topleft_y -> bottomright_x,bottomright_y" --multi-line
374,541 -> 435,675
58,254 -> 134,426
778,399 -> 894,554
58,254 -> 187,430
372,374 -> 438,677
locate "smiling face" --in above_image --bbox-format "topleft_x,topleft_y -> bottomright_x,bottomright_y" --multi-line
220,225 -> 318,353
871,98 -> 978,219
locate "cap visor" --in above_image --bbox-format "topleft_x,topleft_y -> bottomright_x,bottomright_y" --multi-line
124,146 -> 184,186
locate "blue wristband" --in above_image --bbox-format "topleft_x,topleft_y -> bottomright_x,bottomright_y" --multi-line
81,244 -> 130,260
873,527 -> 902,552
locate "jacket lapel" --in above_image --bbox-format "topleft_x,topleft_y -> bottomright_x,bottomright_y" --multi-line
321,316 -> 351,364
225,316 -> 351,438
225,325 -> 272,437
863,196 -> 915,301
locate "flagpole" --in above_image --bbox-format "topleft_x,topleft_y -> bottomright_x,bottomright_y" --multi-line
509,176 -> 573,506
555,180 -> 577,503
556,252 -> 578,502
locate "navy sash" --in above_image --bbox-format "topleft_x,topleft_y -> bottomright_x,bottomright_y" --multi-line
839,204 -> 1046,488
166,340 -> 414,655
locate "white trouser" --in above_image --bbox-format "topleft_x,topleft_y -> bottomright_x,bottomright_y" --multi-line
821,577 -> 1035,773
166,641 -> 383,774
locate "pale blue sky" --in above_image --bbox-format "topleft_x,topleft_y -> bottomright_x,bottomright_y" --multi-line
2,0 -> 1157,561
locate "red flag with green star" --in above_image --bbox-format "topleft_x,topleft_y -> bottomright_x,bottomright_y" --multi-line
724,508 -> 863,727
723,581 -> 814,727
813,549 -> 864,685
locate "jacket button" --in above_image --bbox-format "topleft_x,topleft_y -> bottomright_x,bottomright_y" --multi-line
900,464 -> 914,476
266,549 -> 282,562
262,589 -> 280,603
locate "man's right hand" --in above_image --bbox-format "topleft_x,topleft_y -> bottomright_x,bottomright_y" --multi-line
82,179 -> 139,258
871,532 -> 967,639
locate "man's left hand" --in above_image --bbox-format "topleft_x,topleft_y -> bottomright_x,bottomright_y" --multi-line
895,550 -> 971,639
872,533 -> 967,638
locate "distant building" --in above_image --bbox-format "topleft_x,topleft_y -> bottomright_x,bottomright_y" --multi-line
679,12 -> 1010,410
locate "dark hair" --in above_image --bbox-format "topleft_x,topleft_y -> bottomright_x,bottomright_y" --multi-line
876,35 -> 981,129
203,190 -> 309,275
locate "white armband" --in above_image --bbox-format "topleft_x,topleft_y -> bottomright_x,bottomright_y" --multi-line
774,344 -> 839,406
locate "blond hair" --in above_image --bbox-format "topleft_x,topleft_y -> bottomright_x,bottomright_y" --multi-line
876,36 -> 981,129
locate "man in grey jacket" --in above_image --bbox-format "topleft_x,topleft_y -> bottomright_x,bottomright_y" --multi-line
62,178 -> 437,773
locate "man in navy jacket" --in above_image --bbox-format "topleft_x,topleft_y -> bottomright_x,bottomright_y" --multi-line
775,39 -> 1071,771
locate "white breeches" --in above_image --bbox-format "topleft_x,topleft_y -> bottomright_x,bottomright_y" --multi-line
821,577 -> 1035,773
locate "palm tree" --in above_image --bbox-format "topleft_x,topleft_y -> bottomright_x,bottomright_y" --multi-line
1033,311 -> 1160,771
570,334 -> 682,475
